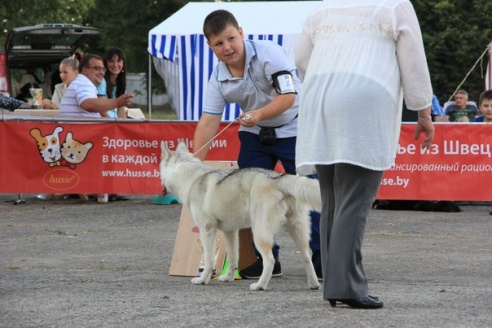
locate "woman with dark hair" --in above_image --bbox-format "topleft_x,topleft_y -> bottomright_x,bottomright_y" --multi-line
97,47 -> 128,118
97,48 -> 130,202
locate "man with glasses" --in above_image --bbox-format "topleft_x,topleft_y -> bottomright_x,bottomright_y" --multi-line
59,54 -> 133,117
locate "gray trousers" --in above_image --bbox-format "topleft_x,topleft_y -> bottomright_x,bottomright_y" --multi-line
315,164 -> 383,300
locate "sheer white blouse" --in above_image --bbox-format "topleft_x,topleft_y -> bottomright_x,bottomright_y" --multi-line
295,0 -> 432,174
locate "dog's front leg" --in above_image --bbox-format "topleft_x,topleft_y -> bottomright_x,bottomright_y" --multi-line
191,226 -> 216,285
218,230 -> 238,282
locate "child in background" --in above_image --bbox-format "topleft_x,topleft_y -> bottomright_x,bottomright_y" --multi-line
472,90 -> 492,122
42,58 -> 79,109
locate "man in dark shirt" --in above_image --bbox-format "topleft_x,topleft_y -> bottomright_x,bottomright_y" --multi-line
444,89 -> 479,122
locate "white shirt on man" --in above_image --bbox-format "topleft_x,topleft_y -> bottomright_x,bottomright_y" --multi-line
59,74 -> 101,117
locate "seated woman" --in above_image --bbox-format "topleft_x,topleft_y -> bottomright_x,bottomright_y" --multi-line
97,47 -> 128,118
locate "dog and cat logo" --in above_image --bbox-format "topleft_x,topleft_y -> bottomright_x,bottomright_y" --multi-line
29,126 -> 93,170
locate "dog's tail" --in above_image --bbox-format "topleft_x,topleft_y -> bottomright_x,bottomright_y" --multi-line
279,175 -> 321,212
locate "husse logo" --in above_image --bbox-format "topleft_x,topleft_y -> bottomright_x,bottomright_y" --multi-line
30,126 -> 93,190
42,168 -> 81,191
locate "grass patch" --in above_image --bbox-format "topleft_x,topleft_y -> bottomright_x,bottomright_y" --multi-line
133,103 -> 178,120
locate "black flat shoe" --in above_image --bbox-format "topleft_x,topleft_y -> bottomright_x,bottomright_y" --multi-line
328,296 -> 383,309
108,194 -> 129,202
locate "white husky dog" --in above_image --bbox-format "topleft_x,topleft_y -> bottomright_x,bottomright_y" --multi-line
160,141 -> 321,291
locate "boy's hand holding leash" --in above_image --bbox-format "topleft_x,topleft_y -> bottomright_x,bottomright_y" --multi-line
238,113 -> 256,127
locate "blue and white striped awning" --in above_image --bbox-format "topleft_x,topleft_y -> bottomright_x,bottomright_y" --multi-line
148,1 -> 321,121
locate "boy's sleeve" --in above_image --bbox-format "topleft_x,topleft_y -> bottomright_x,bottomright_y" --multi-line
202,73 -> 226,116
263,43 -> 302,94
264,44 -> 297,82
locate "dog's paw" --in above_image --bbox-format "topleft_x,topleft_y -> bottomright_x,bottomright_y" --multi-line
309,281 -> 321,290
218,274 -> 234,282
191,277 -> 208,285
250,282 -> 267,291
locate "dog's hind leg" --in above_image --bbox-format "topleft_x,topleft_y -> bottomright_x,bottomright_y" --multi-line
218,230 -> 238,283
249,221 -> 279,290
249,238 -> 275,291
249,198 -> 286,291
191,224 -> 217,285
285,210 -> 320,290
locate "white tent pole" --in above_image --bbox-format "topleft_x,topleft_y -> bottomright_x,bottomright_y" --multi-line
148,54 -> 152,119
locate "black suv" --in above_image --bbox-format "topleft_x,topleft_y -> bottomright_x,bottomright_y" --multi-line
1,23 -> 102,100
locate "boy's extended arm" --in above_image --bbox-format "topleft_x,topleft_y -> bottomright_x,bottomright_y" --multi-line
193,113 -> 222,160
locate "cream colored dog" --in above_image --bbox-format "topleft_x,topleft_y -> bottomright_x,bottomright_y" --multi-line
160,140 -> 321,291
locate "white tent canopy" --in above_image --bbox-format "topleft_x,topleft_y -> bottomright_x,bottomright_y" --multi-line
148,1 -> 321,120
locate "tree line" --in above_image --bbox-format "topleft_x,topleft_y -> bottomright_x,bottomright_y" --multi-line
1,0 -> 491,102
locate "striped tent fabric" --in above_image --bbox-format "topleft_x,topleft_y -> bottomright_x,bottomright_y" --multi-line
148,1 -> 321,121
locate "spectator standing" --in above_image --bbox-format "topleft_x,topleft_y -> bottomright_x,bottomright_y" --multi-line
96,48 -> 131,202
295,0 -> 434,309
97,48 -> 128,118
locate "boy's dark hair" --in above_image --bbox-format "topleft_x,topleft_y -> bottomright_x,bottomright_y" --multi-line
203,10 -> 239,39
79,54 -> 103,70
479,89 -> 492,106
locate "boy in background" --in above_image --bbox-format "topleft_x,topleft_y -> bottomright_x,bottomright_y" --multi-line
472,90 -> 492,122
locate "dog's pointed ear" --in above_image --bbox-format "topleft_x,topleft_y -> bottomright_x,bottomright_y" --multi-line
161,141 -> 170,160
176,140 -> 190,153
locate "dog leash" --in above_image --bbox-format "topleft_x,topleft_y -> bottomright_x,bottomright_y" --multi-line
193,116 -> 245,156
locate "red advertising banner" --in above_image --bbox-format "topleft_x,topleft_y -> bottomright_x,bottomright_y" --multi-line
0,121 -> 490,200
378,123 -> 492,201
0,121 -> 239,195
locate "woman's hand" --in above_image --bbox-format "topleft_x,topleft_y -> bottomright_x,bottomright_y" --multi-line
414,119 -> 435,150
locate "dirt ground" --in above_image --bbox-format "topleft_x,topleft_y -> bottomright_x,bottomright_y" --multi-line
0,194 -> 491,328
